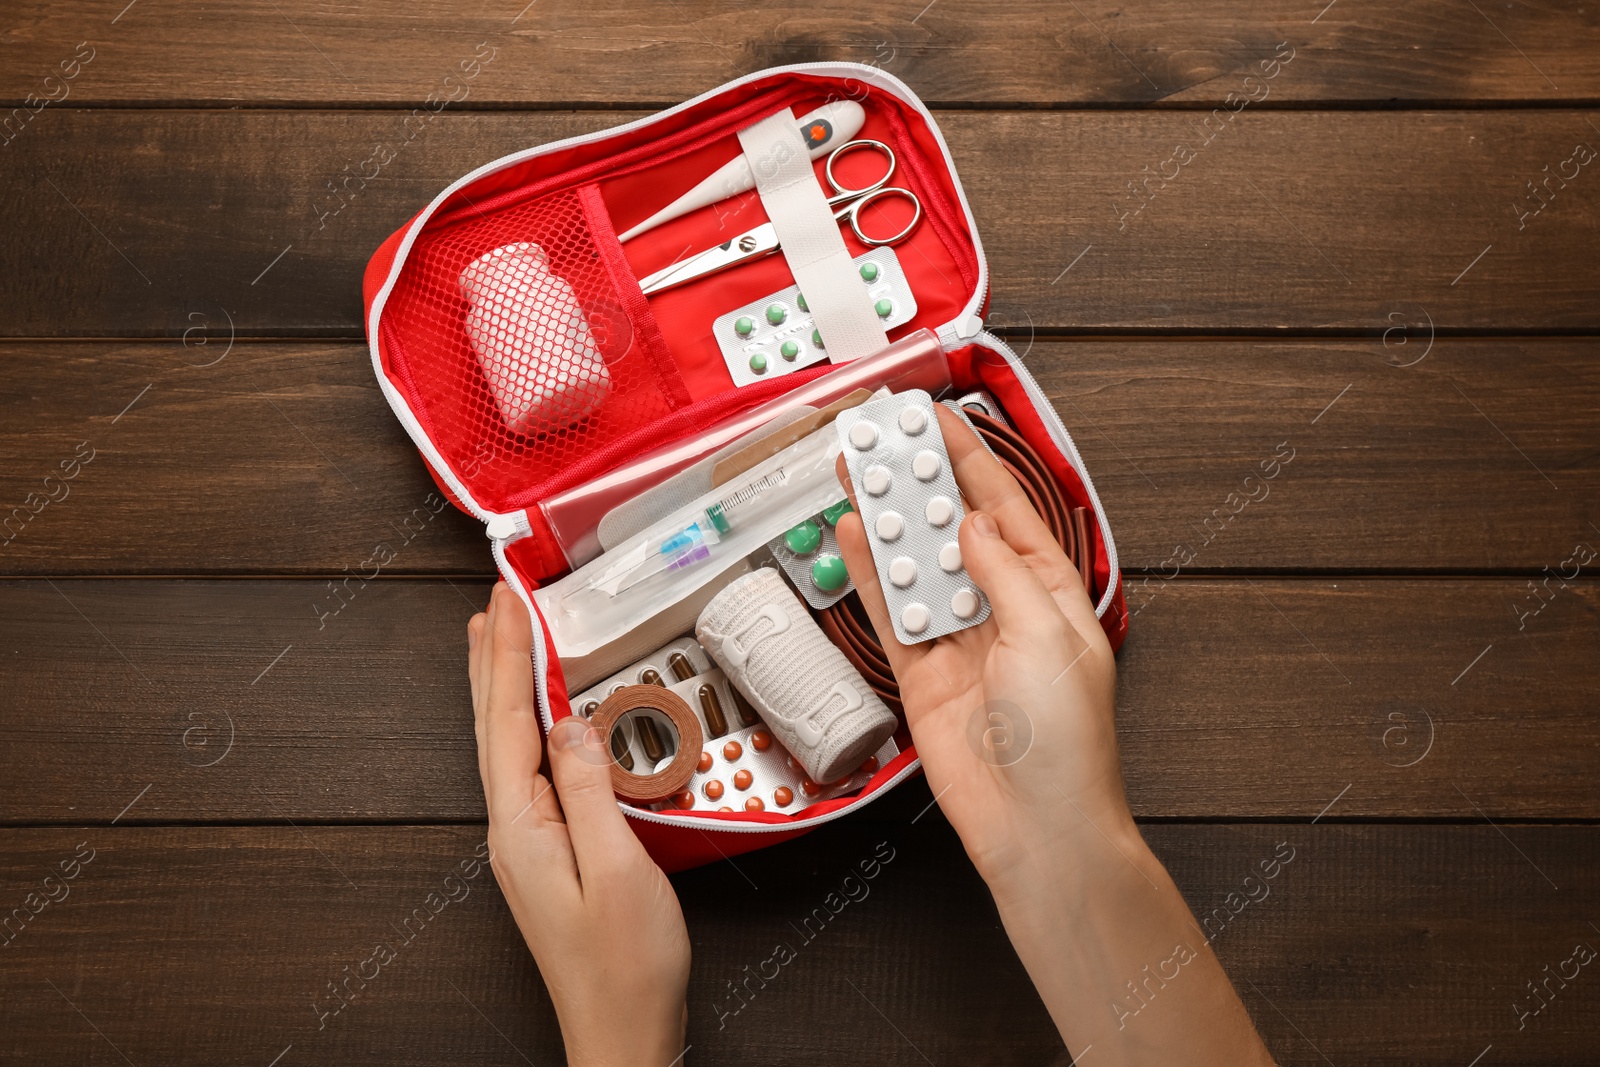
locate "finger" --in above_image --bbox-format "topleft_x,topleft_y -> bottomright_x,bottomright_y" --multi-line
938,406 -> 1057,548
960,510 -> 1087,659
938,406 -> 1099,635
468,585 -> 504,803
468,609 -> 490,792
468,612 -> 488,703
545,715 -> 645,884
482,584 -> 551,826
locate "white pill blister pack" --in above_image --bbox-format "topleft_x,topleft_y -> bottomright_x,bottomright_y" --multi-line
712,248 -> 917,388
834,390 -> 991,643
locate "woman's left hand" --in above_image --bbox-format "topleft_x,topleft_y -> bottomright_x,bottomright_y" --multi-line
468,582 -> 691,1067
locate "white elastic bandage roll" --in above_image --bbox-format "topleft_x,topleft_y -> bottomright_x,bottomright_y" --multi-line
697,568 -> 898,783
459,242 -> 612,433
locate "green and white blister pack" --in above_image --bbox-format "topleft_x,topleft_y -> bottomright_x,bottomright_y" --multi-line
713,248 -> 917,388
767,498 -> 856,609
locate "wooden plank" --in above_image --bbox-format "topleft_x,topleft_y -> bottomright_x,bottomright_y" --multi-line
2,110 -> 1598,336
0,342 -> 489,575
0,823 -> 1593,1064
2,577 -> 1595,823
3,1 -> 1598,108
4,338 -> 1595,575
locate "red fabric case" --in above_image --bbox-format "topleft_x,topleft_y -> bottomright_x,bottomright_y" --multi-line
363,63 -> 1128,873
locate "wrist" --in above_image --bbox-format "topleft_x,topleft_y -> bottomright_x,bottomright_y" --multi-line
563,1001 -> 686,1067
980,793 -> 1150,917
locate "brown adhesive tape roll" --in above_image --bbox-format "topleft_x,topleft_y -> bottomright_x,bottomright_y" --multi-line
589,685 -> 705,804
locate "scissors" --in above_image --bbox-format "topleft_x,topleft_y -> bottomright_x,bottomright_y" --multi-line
638,139 -> 923,296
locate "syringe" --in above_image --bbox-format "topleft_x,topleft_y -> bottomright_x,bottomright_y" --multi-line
536,428 -> 844,660
592,471 -> 788,596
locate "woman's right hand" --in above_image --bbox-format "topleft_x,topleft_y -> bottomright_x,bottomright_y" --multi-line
833,404 -> 1128,886
834,405 -> 1274,1066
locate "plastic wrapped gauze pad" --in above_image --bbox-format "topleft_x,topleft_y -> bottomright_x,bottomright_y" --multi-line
459,242 -> 612,433
697,568 -> 898,784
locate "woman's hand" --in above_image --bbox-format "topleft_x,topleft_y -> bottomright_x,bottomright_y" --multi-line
468,583 -> 690,1067
834,406 -> 1273,1066
834,404 -> 1127,887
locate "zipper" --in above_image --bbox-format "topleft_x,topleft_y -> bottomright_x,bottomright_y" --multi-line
485,511 -> 530,542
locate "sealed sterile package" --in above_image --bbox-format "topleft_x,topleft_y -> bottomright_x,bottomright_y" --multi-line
363,62 -> 1126,873
534,424 -> 846,660
835,390 -> 992,644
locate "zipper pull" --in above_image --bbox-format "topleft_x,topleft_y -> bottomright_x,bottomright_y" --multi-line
485,510 -> 530,542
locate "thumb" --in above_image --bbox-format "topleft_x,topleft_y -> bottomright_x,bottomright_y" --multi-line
546,715 -> 646,878
960,510 -> 1084,655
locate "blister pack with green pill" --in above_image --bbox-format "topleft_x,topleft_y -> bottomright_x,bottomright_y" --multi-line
711,248 -> 918,388
766,497 -> 857,609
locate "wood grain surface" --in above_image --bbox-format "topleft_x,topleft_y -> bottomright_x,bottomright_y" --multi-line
3,5 -> 1596,1063
2,0 -> 1597,107
1,823 -> 1593,1066
3,110 -> 1599,336
2,338 -> 1594,575
2,577 -> 1594,823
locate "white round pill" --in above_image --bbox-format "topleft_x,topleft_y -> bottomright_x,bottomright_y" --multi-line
925,495 -> 954,527
951,588 -> 980,619
848,421 -> 878,450
888,556 -> 918,588
875,511 -> 904,542
863,465 -> 892,497
938,541 -> 962,572
912,449 -> 942,481
898,407 -> 927,435
901,603 -> 931,635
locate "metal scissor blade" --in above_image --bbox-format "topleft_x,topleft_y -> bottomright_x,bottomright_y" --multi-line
638,223 -> 780,295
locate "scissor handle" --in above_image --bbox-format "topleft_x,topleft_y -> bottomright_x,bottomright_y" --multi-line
834,186 -> 923,247
823,139 -> 896,202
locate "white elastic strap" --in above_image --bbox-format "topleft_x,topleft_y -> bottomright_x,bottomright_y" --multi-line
736,109 -> 889,361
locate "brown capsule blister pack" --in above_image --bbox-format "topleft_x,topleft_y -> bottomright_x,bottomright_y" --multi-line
571,635 -> 711,721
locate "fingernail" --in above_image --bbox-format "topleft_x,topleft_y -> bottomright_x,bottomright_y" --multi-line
972,512 -> 999,538
551,718 -> 588,751
467,626 -> 478,652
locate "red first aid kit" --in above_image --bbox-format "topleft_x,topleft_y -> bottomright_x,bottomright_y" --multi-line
363,62 -> 1127,872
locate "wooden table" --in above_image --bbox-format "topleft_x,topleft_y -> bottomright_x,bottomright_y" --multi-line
3,4 -> 1597,1063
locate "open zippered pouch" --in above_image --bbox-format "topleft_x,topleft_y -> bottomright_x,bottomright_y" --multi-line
363,63 -> 1128,872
